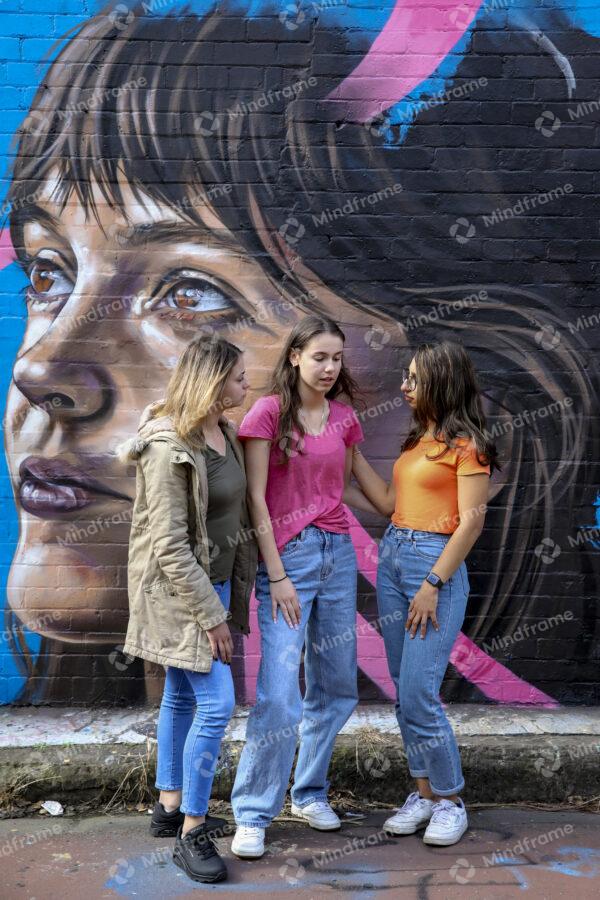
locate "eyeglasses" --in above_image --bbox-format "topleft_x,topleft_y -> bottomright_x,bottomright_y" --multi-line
401,368 -> 417,391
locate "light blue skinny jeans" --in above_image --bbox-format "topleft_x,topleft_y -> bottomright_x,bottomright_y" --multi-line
155,579 -> 235,816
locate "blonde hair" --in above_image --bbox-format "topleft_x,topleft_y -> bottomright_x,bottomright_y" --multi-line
155,335 -> 242,448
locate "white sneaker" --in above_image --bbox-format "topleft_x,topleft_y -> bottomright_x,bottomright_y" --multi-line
290,800 -> 341,831
383,792 -> 434,835
231,825 -> 265,858
423,798 -> 468,846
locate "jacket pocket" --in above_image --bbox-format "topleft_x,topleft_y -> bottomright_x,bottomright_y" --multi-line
142,581 -> 197,659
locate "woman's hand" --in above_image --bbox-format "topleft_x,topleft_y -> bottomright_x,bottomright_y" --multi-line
270,576 -> 301,629
405,583 -> 440,639
206,621 -> 234,663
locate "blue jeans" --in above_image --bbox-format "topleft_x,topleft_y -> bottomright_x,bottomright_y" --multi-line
232,525 -> 358,827
376,524 -> 469,797
155,579 -> 235,816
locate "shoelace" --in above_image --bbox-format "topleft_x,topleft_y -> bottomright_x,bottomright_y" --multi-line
430,800 -> 460,826
240,826 -> 263,838
186,830 -> 219,859
397,791 -> 422,812
310,802 -> 333,814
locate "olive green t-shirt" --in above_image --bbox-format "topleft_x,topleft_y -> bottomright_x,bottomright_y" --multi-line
198,431 -> 247,584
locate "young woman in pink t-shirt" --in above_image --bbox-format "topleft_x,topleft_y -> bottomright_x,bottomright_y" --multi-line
231,315 -> 365,858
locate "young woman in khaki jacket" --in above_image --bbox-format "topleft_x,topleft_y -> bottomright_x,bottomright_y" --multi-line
118,335 -> 257,885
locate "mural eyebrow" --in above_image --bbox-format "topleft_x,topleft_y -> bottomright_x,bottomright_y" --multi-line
12,204 -> 62,237
9,203 -> 65,263
125,221 -> 241,252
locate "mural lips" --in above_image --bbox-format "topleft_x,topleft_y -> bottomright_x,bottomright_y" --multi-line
18,455 -> 131,517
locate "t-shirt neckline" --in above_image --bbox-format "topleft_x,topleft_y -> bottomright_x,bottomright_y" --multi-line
300,398 -> 332,438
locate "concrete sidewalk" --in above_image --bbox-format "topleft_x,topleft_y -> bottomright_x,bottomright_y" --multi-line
1,704 -> 599,812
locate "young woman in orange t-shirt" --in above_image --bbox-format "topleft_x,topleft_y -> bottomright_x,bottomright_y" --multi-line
351,341 -> 498,847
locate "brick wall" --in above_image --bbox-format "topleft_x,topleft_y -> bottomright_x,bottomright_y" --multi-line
1,1 -> 599,706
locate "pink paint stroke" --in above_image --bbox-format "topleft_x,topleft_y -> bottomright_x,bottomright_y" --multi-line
0,228 -> 15,270
244,513 -> 558,706
346,509 -> 559,708
326,0 -> 484,123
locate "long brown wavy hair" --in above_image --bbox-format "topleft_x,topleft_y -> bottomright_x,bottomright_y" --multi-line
268,316 -> 363,464
403,341 -> 500,472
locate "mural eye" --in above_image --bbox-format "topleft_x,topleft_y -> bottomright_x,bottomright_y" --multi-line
28,260 -> 73,298
157,277 -> 233,313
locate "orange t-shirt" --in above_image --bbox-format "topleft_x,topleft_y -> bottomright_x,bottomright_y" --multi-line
391,437 -> 490,534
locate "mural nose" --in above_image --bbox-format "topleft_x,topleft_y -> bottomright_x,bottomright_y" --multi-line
11,358 -> 114,422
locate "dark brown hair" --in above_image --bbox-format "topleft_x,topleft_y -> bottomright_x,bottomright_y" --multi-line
403,341 -> 499,472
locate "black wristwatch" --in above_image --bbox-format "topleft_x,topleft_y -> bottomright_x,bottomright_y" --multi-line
425,571 -> 444,589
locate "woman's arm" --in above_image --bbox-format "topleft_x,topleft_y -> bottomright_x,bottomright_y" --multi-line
342,446 -> 382,514
243,438 -> 301,629
405,473 -> 489,639
351,446 -> 396,516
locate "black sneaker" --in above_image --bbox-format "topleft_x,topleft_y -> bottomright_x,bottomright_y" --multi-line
150,801 -> 185,837
150,801 -> 231,839
173,822 -> 227,883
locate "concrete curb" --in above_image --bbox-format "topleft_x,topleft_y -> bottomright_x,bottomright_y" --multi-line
1,704 -> 599,808
1,734 -> 598,807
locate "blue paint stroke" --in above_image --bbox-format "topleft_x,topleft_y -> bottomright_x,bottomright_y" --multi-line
542,845 -> 600,879
574,492 -> 600,550
104,853 -> 391,897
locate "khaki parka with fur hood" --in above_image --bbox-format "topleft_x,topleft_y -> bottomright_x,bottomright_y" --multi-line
116,400 -> 257,673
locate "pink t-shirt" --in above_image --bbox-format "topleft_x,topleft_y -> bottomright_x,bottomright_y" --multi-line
238,395 -> 364,552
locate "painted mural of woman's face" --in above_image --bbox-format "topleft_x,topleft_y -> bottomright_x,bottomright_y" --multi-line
6,169 -> 411,642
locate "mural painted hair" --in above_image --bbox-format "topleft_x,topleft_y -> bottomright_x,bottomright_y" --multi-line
4,2 -> 600,704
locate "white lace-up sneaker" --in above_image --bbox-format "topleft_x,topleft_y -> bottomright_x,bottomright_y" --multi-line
231,825 -> 265,858
290,800 -> 341,831
383,791 -> 434,835
423,798 -> 468,846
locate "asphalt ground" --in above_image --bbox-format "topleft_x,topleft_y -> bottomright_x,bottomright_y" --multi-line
1,804 -> 599,899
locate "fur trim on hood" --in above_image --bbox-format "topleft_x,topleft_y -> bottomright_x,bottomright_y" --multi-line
115,400 -> 238,465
